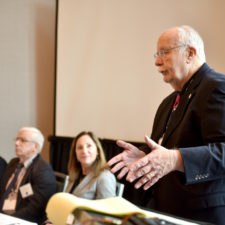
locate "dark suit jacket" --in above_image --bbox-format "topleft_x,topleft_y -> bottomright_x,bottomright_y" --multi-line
0,154 -> 56,224
0,156 -> 7,181
149,63 -> 225,223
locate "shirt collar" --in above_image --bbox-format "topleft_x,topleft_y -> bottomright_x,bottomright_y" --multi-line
180,63 -> 206,95
23,154 -> 38,169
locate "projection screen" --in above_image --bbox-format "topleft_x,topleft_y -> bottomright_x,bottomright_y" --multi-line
55,0 -> 225,141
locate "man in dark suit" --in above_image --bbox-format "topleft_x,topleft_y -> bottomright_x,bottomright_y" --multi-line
0,127 -> 56,224
0,156 -> 7,181
108,25 -> 225,225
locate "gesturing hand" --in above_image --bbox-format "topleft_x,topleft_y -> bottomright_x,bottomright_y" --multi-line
107,140 -> 146,179
126,136 -> 183,190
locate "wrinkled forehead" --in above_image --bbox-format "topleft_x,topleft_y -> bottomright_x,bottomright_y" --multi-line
157,29 -> 179,50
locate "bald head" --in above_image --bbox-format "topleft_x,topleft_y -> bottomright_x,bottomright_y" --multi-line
159,25 -> 206,63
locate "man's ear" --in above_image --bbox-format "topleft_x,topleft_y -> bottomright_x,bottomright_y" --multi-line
34,142 -> 40,153
186,46 -> 197,63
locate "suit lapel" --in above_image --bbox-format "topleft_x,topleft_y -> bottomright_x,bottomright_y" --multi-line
20,155 -> 38,185
161,71 -> 204,146
151,94 -> 175,142
162,92 -> 193,145
73,172 -> 96,196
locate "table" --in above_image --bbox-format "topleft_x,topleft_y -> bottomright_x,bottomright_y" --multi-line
0,213 -> 37,225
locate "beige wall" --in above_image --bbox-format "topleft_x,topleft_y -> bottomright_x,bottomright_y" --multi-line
56,0 -> 225,142
1,0 -> 225,161
0,0 -> 55,162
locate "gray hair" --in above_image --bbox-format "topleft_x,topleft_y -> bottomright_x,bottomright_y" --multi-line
19,127 -> 44,153
177,25 -> 206,63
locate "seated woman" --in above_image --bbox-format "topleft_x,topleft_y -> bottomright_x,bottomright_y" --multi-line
66,131 -> 116,199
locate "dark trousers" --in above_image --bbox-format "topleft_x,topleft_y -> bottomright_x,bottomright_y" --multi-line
185,206 -> 225,225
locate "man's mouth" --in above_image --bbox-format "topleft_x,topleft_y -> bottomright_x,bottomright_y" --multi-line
159,70 -> 167,76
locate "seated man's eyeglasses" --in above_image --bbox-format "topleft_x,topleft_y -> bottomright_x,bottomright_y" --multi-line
14,137 -> 35,144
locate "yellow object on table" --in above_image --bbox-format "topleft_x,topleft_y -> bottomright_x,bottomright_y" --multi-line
46,192 -> 199,225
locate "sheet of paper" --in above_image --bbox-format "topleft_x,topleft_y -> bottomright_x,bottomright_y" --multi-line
0,213 -> 37,225
46,193 -> 200,225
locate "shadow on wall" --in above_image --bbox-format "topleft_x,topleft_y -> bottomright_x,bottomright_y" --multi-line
34,1 -> 56,162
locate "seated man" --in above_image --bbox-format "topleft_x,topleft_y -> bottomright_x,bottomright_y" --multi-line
0,127 -> 56,225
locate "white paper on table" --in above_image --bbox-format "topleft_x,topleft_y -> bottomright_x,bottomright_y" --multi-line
0,213 -> 37,225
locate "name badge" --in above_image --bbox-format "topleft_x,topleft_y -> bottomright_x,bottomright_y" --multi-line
3,199 -> 16,211
158,134 -> 164,145
19,183 -> 33,198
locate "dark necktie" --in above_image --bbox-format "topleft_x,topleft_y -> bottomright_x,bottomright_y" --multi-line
0,163 -> 23,210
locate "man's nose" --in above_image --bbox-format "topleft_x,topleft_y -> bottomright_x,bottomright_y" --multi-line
15,139 -> 20,145
155,56 -> 163,67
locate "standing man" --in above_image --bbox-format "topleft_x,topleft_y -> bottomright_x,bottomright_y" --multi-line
0,127 -> 56,224
108,26 -> 225,225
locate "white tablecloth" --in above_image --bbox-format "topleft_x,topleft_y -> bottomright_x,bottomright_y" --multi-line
0,213 -> 37,225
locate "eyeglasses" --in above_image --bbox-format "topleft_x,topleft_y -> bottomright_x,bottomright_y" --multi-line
15,137 -> 35,144
154,45 -> 187,59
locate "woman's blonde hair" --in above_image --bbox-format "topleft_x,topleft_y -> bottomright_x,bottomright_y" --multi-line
67,131 -> 108,181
